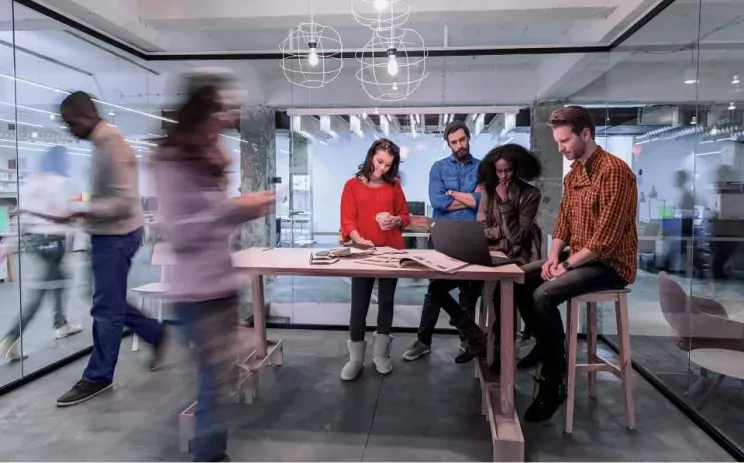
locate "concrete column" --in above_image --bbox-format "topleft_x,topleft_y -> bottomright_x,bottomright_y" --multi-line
530,101 -> 565,258
239,106 -> 277,249
289,135 -> 315,244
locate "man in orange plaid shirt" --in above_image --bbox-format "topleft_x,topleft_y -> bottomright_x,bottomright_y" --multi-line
515,106 -> 638,422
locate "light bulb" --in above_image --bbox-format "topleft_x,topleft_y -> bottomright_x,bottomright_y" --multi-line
734,75 -> 741,85
392,81 -> 399,90
387,52 -> 399,76
373,0 -> 389,11
308,42 -> 319,67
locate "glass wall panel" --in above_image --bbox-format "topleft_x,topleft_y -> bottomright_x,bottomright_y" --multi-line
0,1 -> 161,381
0,0 -> 20,387
690,0 -> 744,449
597,0 -> 702,393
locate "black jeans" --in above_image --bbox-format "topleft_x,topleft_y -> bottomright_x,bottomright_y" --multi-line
5,234 -> 68,341
350,277 -> 398,342
417,279 -> 483,346
515,257 -> 626,377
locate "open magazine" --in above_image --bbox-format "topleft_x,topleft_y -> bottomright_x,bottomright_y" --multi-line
309,245 -> 404,265
356,250 -> 469,274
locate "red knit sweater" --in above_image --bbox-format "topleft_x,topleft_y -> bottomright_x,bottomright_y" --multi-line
340,177 -> 411,249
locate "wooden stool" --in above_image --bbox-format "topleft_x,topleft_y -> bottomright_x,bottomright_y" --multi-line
565,288 -> 635,434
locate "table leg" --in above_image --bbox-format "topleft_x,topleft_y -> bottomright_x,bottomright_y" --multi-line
251,274 -> 268,359
483,283 -> 496,368
500,280 -> 515,417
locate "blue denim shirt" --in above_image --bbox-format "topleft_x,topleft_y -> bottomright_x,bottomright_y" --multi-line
429,154 -> 481,220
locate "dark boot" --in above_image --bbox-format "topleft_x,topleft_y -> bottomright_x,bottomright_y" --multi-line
517,345 -> 542,371
524,372 -> 566,422
452,316 -> 487,363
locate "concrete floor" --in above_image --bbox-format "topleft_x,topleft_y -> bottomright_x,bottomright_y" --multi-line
0,329 -> 733,462
3,243 -> 744,457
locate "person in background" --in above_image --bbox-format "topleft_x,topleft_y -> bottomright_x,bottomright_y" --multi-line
339,138 -> 410,381
0,146 -> 83,361
403,120 -> 486,364
153,70 -> 274,463
515,106 -> 637,422
658,169 -> 698,273
476,144 -> 542,372
56,92 -> 166,407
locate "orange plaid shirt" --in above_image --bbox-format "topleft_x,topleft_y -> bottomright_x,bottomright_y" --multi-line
553,147 -> 638,284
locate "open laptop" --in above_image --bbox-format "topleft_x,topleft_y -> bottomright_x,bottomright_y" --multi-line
429,219 -> 521,267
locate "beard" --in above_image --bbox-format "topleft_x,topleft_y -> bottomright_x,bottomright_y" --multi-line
453,148 -> 469,158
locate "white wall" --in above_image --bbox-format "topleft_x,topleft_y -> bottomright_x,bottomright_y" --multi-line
307,131 -> 530,233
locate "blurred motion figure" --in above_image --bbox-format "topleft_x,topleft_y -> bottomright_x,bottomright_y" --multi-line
0,146 -> 83,361
153,69 -> 274,462
56,92 -> 166,407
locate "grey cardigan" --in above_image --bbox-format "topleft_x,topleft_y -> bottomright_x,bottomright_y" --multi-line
153,146 -> 262,302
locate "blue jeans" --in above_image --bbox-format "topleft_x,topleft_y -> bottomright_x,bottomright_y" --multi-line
178,296 -> 239,462
82,228 -> 164,384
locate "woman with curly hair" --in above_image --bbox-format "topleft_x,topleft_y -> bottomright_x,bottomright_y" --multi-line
477,143 -> 543,371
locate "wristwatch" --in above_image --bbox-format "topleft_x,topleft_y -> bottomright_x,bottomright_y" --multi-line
561,260 -> 572,270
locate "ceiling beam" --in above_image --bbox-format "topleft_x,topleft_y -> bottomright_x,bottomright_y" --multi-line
534,0 -> 660,99
141,0 -> 621,26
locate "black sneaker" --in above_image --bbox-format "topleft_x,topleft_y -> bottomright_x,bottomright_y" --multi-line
454,350 -> 475,364
149,324 -> 169,372
56,380 -> 112,407
524,376 -> 566,422
517,346 -> 542,371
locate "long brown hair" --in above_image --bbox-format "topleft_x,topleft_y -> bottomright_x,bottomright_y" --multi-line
156,74 -> 231,178
356,138 -> 401,184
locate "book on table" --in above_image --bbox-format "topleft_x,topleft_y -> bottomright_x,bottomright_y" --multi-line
309,245 -> 404,265
356,250 -> 469,274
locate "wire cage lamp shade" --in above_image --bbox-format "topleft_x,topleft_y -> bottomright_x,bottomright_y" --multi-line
355,28 -> 428,102
279,22 -> 343,89
351,0 -> 411,32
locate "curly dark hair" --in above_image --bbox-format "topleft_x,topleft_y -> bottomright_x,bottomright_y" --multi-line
478,143 -> 541,209
356,138 -> 401,184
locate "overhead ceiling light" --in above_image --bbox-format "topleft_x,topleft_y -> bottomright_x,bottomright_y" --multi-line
733,75 -> 741,85
373,0 -> 389,11
690,116 -> 697,125
108,110 -> 115,117
0,117 -> 44,127
729,102 -> 736,110
387,49 -> 399,76
279,21 -> 343,89
307,42 -> 319,67
684,68 -> 697,85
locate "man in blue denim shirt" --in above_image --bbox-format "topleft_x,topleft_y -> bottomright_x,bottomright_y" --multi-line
403,121 -> 488,364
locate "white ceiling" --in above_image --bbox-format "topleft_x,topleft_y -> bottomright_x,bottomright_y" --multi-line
0,0 -> 737,129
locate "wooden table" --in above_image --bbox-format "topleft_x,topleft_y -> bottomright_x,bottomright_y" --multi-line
179,247 -> 526,461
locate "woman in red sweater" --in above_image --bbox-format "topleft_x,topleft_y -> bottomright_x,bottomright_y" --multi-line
339,138 -> 410,381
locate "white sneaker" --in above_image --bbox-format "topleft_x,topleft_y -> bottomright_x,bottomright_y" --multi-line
56,324 -> 83,339
372,333 -> 393,375
341,340 -> 366,381
0,337 -> 25,362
